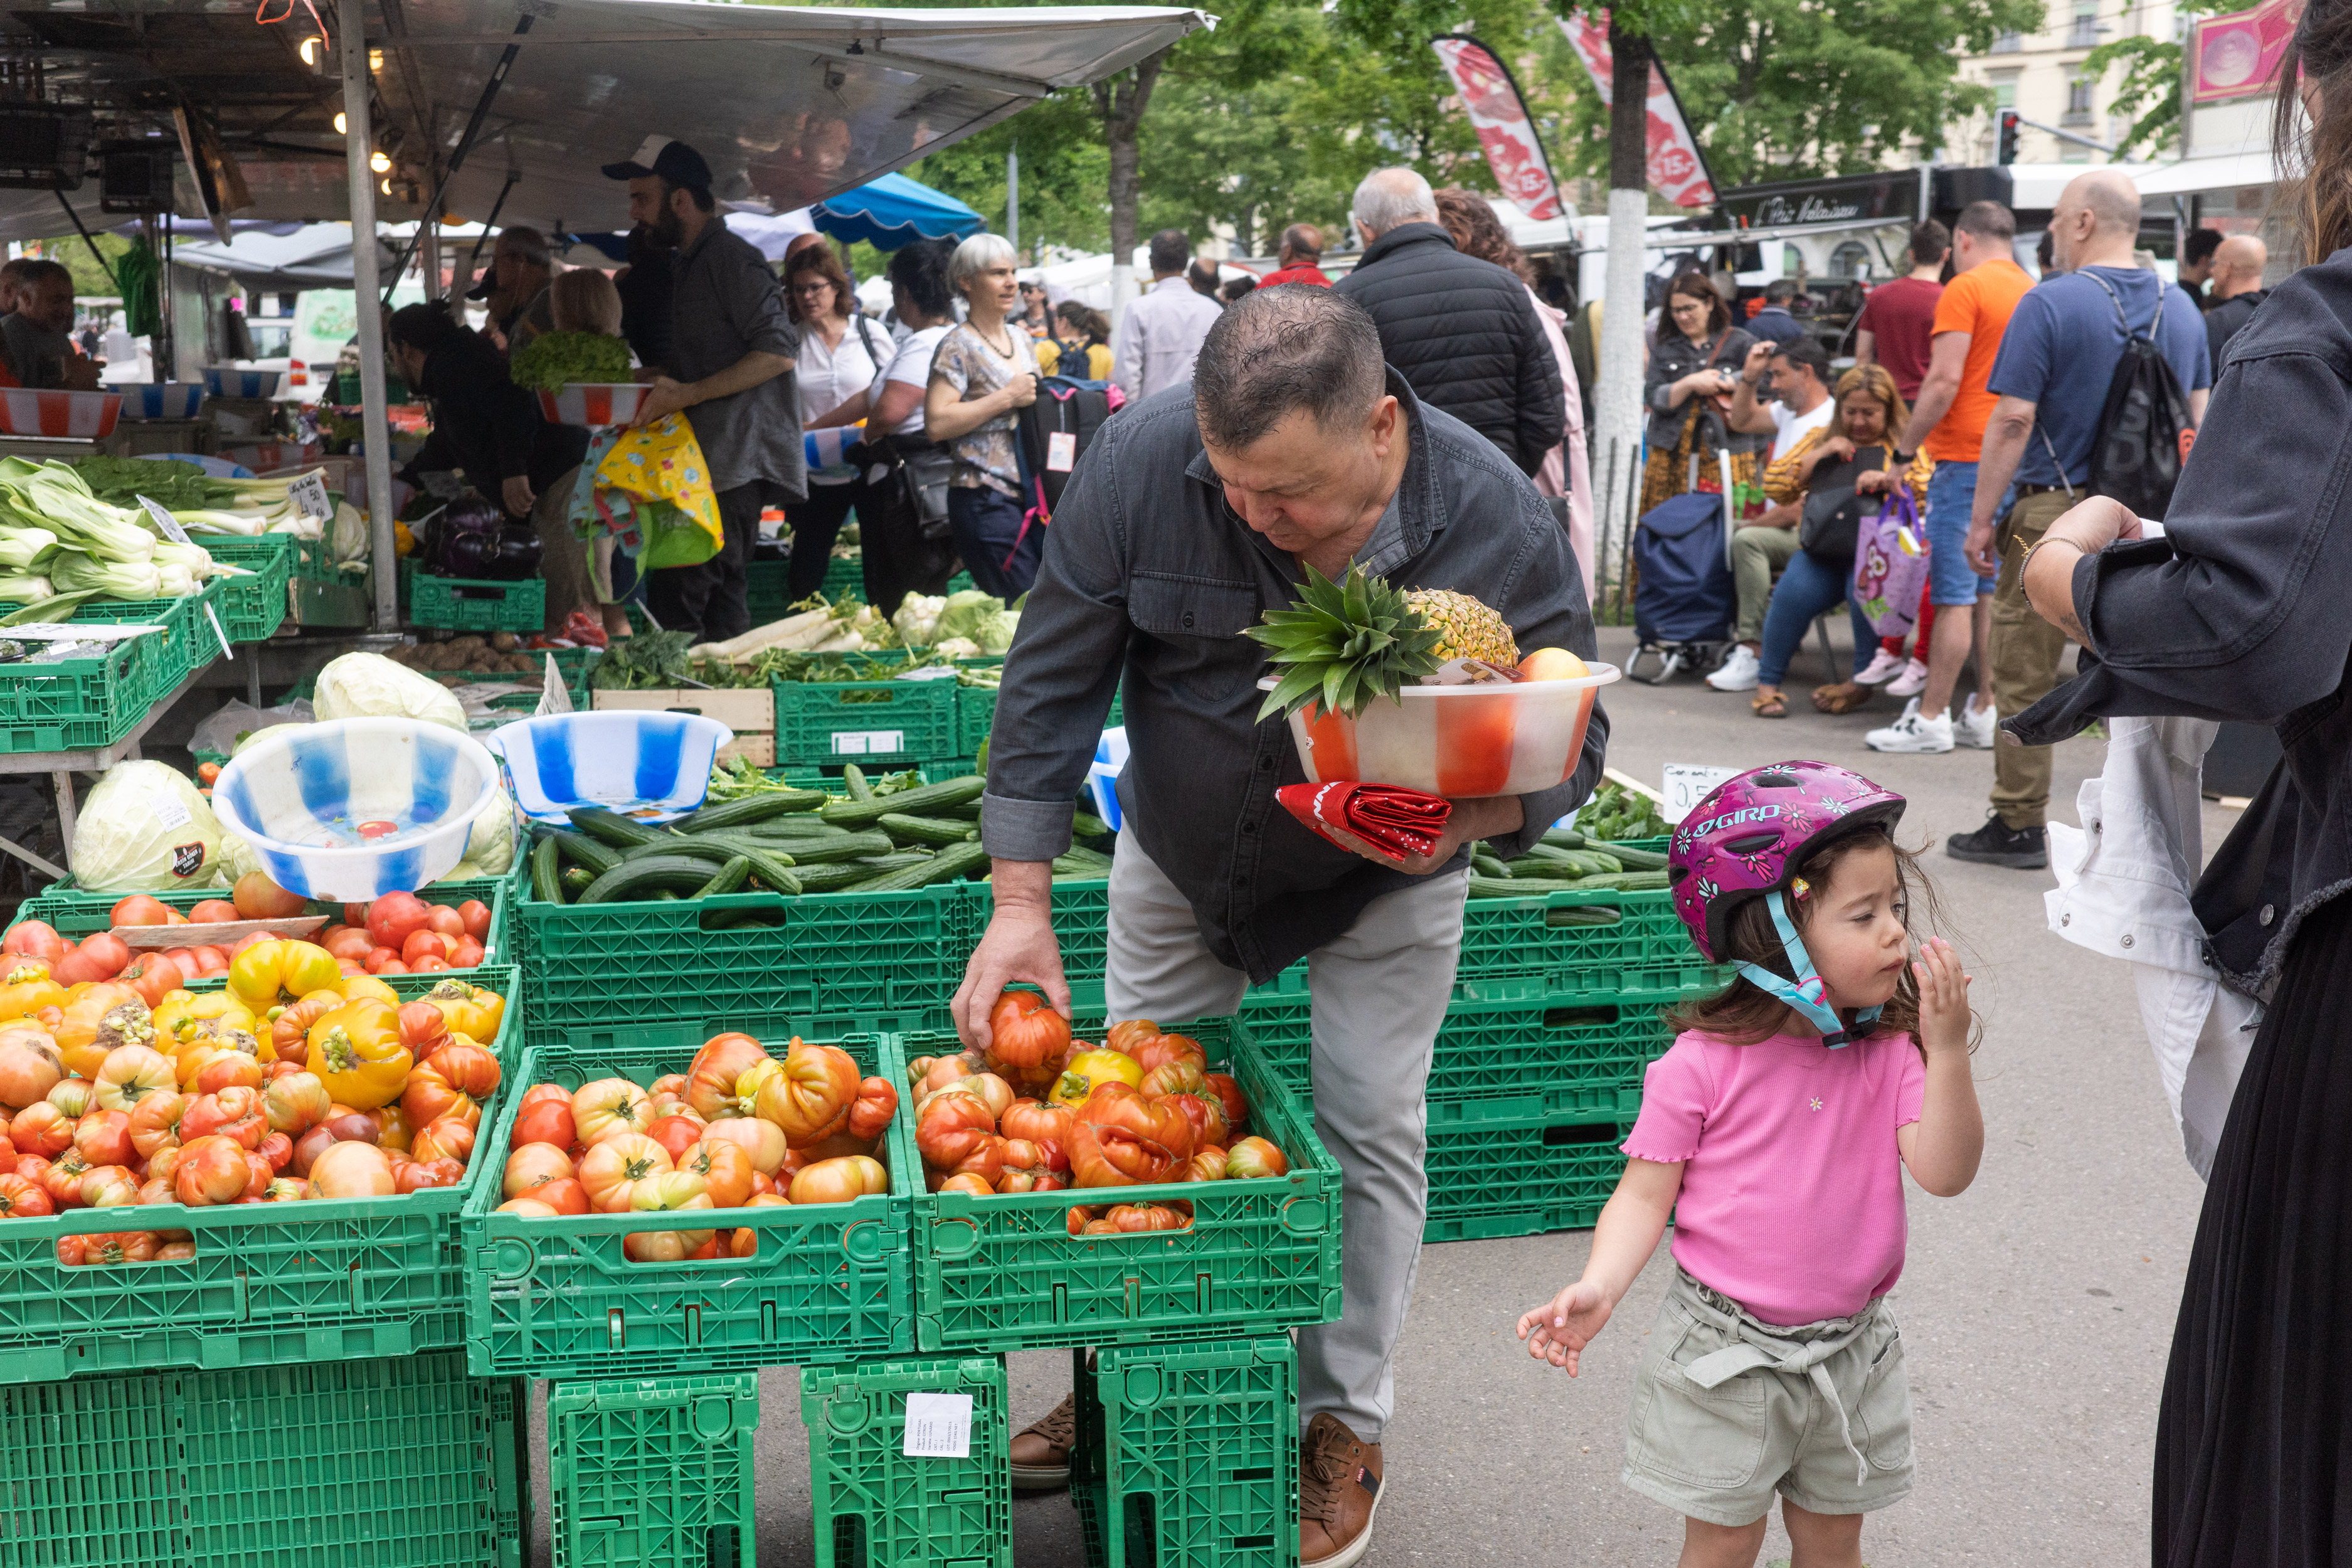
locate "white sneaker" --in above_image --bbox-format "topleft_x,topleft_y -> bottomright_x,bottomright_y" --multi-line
1865,699 -> 1955,753
1957,697 -> 1998,750
1855,649 -> 1907,686
1885,657 -> 1929,698
1705,644 -> 1761,692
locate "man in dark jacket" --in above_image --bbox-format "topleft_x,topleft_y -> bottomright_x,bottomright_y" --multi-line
2204,233 -> 2270,363
1331,167 -> 1563,477
388,302 -> 586,524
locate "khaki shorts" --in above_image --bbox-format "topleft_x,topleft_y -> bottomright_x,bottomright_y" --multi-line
1621,1268 -> 1914,1526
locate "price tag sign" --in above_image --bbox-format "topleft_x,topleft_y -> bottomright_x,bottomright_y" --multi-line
1660,765 -> 1742,825
903,1392 -> 973,1459
201,601 -> 235,662
832,731 -> 906,756
420,470 -> 464,501
135,494 -> 192,545
289,471 -> 332,523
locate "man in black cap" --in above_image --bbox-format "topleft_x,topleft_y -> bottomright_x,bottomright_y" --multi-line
603,134 -> 802,642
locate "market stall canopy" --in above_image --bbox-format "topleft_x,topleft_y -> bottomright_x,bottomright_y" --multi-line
811,171 -> 984,248
0,0 -> 1207,240
2133,149 -> 2279,197
166,224 -> 401,288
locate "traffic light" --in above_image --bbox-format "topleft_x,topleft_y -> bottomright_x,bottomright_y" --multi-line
1997,109 -> 2020,164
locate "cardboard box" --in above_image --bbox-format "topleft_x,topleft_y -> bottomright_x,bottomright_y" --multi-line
592,687 -> 775,766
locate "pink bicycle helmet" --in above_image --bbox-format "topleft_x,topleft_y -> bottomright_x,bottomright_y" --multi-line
1669,762 -> 1907,1046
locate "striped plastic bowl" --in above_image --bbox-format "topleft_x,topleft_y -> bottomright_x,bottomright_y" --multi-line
534,383 -> 649,428
211,719 -> 506,899
484,711 -> 731,825
0,389 -> 122,438
117,383 -> 205,420
203,366 -> 283,399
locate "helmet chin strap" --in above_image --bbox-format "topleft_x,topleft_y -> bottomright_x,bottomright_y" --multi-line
1734,891 -> 1882,1049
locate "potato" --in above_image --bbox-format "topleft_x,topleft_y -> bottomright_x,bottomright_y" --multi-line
490,632 -> 520,652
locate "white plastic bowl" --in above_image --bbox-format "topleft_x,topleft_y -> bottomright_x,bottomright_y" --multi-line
1274,664 -> 1621,795
210,719 -> 504,899
484,711 -> 734,825
117,383 -> 205,420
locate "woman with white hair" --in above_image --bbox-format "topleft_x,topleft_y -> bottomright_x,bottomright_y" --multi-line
923,232 -> 1043,595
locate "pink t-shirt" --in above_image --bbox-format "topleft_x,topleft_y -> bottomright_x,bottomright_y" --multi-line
1623,1029 -> 1927,1327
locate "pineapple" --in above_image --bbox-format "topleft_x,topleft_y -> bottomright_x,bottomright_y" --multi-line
1246,564 -> 1516,721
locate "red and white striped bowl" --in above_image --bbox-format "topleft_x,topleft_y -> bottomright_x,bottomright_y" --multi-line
1277,664 -> 1621,797
0,389 -> 122,439
535,383 -> 648,428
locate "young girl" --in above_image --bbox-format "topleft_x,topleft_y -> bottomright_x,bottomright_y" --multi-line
1518,761 -> 1983,1568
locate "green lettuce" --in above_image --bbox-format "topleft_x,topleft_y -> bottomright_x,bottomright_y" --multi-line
509,331 -> 634,392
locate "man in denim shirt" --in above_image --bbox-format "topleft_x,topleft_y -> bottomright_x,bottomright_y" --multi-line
953,286 -> 1606,1567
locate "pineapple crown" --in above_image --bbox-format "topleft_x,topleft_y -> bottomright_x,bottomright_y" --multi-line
1244,562 -> 1443,721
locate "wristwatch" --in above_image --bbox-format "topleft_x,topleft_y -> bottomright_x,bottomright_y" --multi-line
1890,448 -> 1915,466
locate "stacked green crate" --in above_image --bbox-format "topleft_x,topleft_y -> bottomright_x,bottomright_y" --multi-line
802,1354 -> 1012,1568
546,1374 -> 758,1568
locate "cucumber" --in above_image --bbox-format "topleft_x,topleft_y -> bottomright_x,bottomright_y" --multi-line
693,857 -> 753,898
569,806 -> 661,849
578,856 -> 734,903
1072,810 -> 1113,839
739,816 -> 847,837
671,790 -> 827,832
560,865 -> 595,897
842,763 -> 874,801
879,812 -> 980,848
733,829 -> 893,864
1604,842 -> 1668,871
623,835 -> 741,867
1540,828 -> 1588,850
819,775 -> 983,828
938,800 -> 985,822
549,831 -> 622,877
787,861 -> 882,893
1471,851 -> 1512,879
849,840 -> 990,891
680,835 -> 803,894
531,834 -> 565,904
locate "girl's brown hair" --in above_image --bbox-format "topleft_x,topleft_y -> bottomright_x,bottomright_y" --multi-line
2277,0 -> 2352,260
550,268 -> 622,336
1665,269 -> 1731,339
1666,825 -> 1951,1049
1433,186 -> 1530,282
1833,363 -> 1909,447
785,245 -> 855,324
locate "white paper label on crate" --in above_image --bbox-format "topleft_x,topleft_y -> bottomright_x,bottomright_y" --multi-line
538,652 -> 574,716
831,731 -> 904,756
903,1392 -> 973,1459
288,472 -> 332,522
151,794 -> 193,831
1046,430 -> 1077,473
135,495 -> 192,546
1660,764 -> 1743,825
1,623 -> 162,642
201,601 -> 235,662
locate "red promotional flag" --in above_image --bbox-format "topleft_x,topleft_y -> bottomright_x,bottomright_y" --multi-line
1556,13 -> 1717,209
1428,35 -> 1564,221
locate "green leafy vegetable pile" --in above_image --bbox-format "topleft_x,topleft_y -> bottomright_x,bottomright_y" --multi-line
508,331 -> 634,392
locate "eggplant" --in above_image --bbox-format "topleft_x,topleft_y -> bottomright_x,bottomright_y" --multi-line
490,526 -> 543,581
445,527 -> 502,578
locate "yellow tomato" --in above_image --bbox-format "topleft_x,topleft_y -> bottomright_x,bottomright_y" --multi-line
1049,1049 -> 1143,1110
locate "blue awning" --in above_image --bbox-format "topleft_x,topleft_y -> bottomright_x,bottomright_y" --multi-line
812,172 -> 985,250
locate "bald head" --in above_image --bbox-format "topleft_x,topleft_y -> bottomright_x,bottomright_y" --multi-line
2051,169 -> 2143,270
2212,233 -> 2269,300
1352,167 -> 1437,241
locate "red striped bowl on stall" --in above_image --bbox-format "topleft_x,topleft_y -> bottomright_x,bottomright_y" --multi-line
1273,665 -> 1621,797
534,383 -> 649,428
0,388 -> 122,438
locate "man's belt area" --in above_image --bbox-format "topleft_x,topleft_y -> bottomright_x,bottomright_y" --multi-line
2013,481 -> 2072,499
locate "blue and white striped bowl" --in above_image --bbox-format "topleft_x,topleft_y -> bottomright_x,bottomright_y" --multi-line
203,366 -> 282,400
118,383 -> 204,420
211,719 -> 504,899
484,711 -> 732,825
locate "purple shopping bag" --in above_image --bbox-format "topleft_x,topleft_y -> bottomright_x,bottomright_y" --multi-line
1853,487 -> 1930,640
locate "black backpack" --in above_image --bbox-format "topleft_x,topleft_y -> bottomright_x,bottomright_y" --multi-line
2079,270 -> 2195,518
1015,375 -> 1115,521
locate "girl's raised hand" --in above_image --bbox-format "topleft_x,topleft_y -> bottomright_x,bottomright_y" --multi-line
1516,1281 -> 1614,1375
1914,936 -> 1972,1057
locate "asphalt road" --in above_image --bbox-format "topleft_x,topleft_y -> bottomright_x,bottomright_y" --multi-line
521,622 -> 2218,1567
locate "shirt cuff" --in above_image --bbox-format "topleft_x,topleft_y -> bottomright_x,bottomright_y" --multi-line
978,792 -> 1075,862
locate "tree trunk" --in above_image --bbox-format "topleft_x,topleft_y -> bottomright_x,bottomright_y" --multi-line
1095,46 -> 1169,315
1594,14 -> 1653,598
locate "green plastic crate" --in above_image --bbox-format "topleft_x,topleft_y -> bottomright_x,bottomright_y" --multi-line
0,588 -> 218,755
1072,1336 -> 1298,1568
0,965 -> 520,1387
902,1017 -> 1343,1355
0,1352 -> 509,1568
1453,884 -> 1730,997
460,1027 -> 913,1380
410,571 -> 547,633
485,1375 -> 532,1568
745,556 -> 793,625
201,534 -> 295,644
512,881 -> 978,1050
547,1374 -> 757,1568
824,553 -> 865,599
773,672 -> 961,768
442,645 -> 601,709
953,672 -> 1121,765
1422,1115 -> 1632,1242
802,1354 -> 1012,1568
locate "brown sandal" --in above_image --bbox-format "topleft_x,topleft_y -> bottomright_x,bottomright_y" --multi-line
1752,687 -> 1788,719
1811,681 -> 1872,714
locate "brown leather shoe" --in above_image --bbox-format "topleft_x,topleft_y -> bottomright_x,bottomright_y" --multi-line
1299,1412 -> 1383,1568
1009,1392 -> 1076,1491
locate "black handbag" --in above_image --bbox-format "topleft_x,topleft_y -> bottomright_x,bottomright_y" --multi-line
1798,442 -> 1890,561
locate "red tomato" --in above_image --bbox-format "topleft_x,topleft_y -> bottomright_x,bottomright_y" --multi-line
511,1099 -> 575,1149
425,906 -> 465,939
110,896 -> 174,928
54,931 -> 130,985
120,955 -> 185,1008
362,947 -> 400,975
1,921 -> 63,963
410,955 -> 451,973
163,909 -> 189,925
188,900 -> 242,924
364,893 -> 430,950
400,929 -> 450,966
343,903 -> 368,927
191,946 -> 229,975
457,901 -> 492,941
232,874 -> 307,921
324,929 -> 374,963
158,946 -> 201,973
374,960 -> 408,976
229,931 -> 273,959
449,937 -> 485,970
336,958 -> 366,978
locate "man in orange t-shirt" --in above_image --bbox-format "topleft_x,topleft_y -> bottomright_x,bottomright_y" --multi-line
1864,200 -> 2034,756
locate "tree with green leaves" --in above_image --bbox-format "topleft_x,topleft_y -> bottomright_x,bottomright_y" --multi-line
2080,1 -> 2234,161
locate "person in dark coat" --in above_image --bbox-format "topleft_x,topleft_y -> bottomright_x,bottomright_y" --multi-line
2004,8 -> 2352,1559
2201,233 -> 2270,363
387,302 -> 585,526
1330,166 -> 1563,477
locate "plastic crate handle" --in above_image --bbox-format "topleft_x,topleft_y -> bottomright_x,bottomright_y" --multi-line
928,1216 -> 982,1259
842,1216 -> 890,1264
1278,1196 -> 1328,1235
823,1388 -> 874,1436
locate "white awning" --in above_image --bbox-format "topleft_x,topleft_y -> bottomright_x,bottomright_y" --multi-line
2133,149 -> 2279,198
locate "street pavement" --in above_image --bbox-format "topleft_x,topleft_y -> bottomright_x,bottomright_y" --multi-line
522,623 -> 2217,1567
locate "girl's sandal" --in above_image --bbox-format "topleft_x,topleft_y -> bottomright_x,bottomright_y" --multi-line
1812,681 -> 1872,714
1751,687 -> 1788,719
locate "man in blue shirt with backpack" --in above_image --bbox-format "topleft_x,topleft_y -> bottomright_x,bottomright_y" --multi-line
1948,168 -> 2210,869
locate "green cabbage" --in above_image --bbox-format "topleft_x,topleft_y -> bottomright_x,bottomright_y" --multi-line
71,761 -> 225,892
508,331 -> 633,392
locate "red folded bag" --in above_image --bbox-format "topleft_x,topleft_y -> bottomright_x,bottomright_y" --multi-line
1277,781 -> 1453,866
